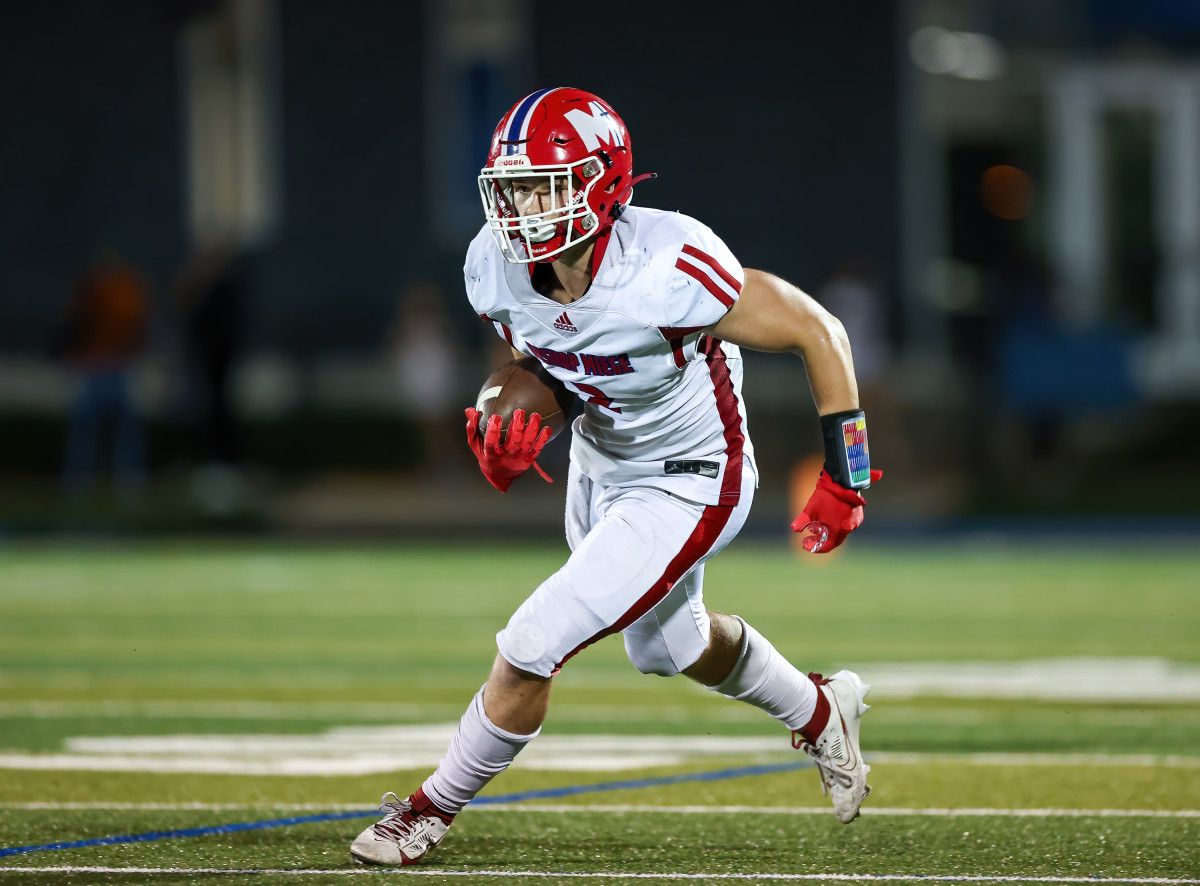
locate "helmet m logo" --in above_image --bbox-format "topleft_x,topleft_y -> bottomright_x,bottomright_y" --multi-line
564,102 -> 624,152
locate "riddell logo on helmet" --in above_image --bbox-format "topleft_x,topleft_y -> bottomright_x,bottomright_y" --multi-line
495,156 -> 531,168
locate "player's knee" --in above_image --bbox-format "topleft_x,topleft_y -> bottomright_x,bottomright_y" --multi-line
489,651 -> 549,685
495,621 -> 557,678
623,633 -> 681,677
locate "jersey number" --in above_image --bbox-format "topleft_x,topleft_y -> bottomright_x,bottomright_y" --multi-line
571,382 -> 621,413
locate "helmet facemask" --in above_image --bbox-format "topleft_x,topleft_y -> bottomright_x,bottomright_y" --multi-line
478,156 -> 608,264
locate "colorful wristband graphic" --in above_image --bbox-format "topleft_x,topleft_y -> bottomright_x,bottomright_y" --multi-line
820,409 -> 871,490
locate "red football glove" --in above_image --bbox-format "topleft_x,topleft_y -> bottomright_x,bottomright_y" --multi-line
791,469 -> 883,553
464,407 -> 553,493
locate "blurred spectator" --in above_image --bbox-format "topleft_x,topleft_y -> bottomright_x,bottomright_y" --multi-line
171,241 -> 249,512
55,251 -> 150,499
817,257 -> 908,471
386,280 -> 464,477
818,257 -> 890,390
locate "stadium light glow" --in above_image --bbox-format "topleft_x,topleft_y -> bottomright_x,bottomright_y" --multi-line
909,26 -> 1006,81
980,164 -> 1035,220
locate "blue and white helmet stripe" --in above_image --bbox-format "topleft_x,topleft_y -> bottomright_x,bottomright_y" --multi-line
502,87 -> 560,155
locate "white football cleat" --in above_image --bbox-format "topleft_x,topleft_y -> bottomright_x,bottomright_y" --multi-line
350,789 -> 454,865
793,669 -> 872,823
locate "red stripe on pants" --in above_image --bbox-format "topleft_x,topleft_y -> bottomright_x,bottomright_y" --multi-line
553,502 -> 734,672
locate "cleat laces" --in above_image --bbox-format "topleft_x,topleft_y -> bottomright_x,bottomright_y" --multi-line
795,739 -> 854,796
791,673 -> 853,797
371,792 -> 418,841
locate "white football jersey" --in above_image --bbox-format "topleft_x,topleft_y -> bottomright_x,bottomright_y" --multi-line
465,206 -> 757,507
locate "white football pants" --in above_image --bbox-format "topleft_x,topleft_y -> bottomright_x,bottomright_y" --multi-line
496,459 -> 756,678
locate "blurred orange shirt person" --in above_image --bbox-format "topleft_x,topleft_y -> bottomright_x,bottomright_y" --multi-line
66,260 -> 149,368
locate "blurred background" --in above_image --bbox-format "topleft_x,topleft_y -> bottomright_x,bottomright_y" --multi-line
2,0 -> 1198,540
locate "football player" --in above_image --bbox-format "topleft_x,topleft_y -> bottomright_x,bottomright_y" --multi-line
351,87 -> 881,866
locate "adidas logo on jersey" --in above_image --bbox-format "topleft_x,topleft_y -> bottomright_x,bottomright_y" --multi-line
554,312 -> 578,333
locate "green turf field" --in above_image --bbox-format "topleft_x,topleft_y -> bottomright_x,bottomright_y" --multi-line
1,541 -> 1197,884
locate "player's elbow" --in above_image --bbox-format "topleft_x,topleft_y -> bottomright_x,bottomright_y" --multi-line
825,312 -> 851,354
796,305 -> 851,362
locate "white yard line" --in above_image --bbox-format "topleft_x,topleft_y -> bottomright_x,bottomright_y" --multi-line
852,657 -> 1200,702
0,745 -> 1195,776
0,802 -> 1196,818
3,658 -> 1199,708
480,804 -> 1200,818
865,751 -> 1200,767
0,701 -> 459,719
0,868 -> 1196,883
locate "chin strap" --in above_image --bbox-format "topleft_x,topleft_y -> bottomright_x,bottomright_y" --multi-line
629,172 -> 658,188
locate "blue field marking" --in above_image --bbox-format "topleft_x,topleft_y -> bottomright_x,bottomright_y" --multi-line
0,759 -> 810,858
0,811 -> 371,859
470,760 -> 811,805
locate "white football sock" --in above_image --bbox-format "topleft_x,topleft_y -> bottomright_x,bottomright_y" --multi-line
421,687 -> 538,814
713,617 -> 818,731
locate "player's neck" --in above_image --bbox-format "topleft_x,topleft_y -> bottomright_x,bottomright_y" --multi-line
544,240 -> 595,304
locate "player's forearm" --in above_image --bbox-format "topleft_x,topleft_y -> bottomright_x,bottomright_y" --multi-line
798,312 -> 860,417
762,274 -> 861,415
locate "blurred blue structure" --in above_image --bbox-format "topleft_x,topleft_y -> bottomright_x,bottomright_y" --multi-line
1000,322 -> 1138,412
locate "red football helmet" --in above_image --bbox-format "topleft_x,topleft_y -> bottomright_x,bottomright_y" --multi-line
478,88 -> 638,264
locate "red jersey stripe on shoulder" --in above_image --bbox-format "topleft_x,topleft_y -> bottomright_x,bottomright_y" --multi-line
675,258 -> 736,308
681,244 -> 743,294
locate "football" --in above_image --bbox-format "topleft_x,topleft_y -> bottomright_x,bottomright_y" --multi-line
474,356 -> 575,442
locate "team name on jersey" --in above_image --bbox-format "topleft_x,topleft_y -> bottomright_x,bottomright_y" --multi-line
528,344 -> 636,377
